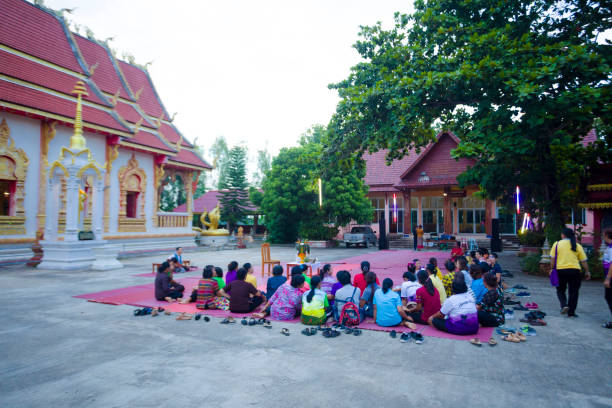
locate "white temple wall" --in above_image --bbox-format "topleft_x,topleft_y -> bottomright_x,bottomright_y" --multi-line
0,112 -> 41,239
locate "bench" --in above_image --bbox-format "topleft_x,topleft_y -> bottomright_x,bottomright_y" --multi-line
152,259 -> 191,274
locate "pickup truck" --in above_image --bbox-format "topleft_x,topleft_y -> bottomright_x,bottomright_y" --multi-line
343,226 -> 377,248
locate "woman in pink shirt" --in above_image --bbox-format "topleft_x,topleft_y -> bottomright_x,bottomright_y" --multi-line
404,270 -> 441,325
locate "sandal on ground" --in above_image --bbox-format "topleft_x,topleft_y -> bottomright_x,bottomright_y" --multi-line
301,328 -> 311,336
503,334 -> 521,343
176,313 -> 193,320
133,309 -> 143,316
281,328 -> 290,336
263,320 -> 272,328
470,338 -> 482,347
258,318 -> 266,325
203,316 -> 210,322
353,328 -> 362,336
520,318 -> 546,326
389,330 -> 397,339
410,331 -> 424,344
602,322 -> 612,329
164,310 -> 172,315
322,329 -> 332,338
241,318 -> 248,325
345,328 -> 353,334
514,332 -> 527,341
220,317 -> 231,324
400,332 -> 411,343
194,314 -> 201,320
309,328 -> 317,336
248,318 -> 257,326
488,337 -> 497,346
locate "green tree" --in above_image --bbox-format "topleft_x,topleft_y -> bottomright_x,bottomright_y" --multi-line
159,175 -> 186,212
252,146 -> 272,187
219,146 -> 250,233
327,0 -> 611,242
260,125 -> 372,243
209,136 -> 230,190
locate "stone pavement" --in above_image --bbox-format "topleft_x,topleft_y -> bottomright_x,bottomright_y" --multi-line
0,247 -> 611,408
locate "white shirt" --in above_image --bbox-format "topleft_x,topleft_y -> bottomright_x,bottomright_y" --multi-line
440,292 -> 477,319
400,281 -> 421,300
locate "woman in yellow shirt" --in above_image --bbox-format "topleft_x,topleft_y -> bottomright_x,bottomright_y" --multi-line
550,228 -> 590,317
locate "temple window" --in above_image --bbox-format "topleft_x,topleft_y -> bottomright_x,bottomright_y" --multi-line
117,154 -> 147,232
0,118 -> 28,235
0,179 -> 15,216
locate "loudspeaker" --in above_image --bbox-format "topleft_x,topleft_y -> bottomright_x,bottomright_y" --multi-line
490,238 -> 502,252
491,218 -> 500,239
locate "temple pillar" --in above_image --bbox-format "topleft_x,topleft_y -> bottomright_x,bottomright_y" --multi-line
64,174 -> 80,241
43,176 -> 60,241
92,177 -> 104,240
444,194 -> 452,234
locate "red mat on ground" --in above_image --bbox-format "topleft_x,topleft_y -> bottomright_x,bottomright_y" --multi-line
75,250 -> 494,342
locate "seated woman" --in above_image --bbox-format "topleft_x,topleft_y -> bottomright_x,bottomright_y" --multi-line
427,263 -> 447,304
213,266 -> 226,290
429,275 -> 479,335
219,267 -> 265,313
254,274 -> 305,320
450,241 -> 464,260
319,264 -> 337,295
291,265 -> 310,293
266,265 -> 288,299
301,276 -> 330,325
181,266 -> 228,309
455,257 -> 472,287
243,263 -> 258,288
360,272 -> 379,319
155,261 -> 185,302
441,260 -> 456,298
373,278 -> 415,328
332,270 -> 361,321
225,261 -> 239,285
400,270 -> 421,305
404,270 -> 441,324
476,272 -> 505,327
470,264 -> 487,303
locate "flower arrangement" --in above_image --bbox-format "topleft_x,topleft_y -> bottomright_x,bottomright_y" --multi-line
296,239 -> 310,263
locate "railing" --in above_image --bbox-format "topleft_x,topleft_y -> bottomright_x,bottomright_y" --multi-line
157,212 -> 190,228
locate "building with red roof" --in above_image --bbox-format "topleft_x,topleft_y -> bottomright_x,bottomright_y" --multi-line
0,0 -> 212,253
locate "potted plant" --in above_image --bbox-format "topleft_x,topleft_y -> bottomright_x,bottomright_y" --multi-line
296,239 -> 310,263
517,230 -> 545,255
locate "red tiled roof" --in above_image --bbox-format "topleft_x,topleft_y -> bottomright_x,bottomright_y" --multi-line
0,0 -> 85,73
173,190 -> 257,213
0,50 -> 106,105
159,122 -> 191,147
0,79 -> 130,133
114,101 -> 155,128
73,34 -> 132,99
363,149 -> 421,186
395,133 -> 475,189
117,60 -> 168,119
127,129 -> 175,153
167,148 -> 212,169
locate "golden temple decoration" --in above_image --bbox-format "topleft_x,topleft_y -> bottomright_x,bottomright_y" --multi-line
579,202 -> 612,210
117,153 -> 147,232
70,80 -> 88,150
89,62 -> 99,75
0,117 -> 29,234
37,121 -> 57,234
103,143 -> 120,232
110,89 -> 120,107
586,184 -> 612,192
193,204 -> 229,236
152,162 -> 165,227
134,86 -> 144,101
133,117 -> 143,134
154,112 -> 164,128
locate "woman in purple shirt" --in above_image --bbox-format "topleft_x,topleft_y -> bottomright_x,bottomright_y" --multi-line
225,261 -> 238,285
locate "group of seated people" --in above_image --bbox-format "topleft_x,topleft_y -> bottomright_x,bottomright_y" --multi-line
154,251 -> 506,336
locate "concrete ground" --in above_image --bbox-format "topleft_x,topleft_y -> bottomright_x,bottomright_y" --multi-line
0,246 -> 611,408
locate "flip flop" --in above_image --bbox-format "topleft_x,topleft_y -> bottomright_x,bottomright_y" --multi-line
263,320 -> 272,328
309,328 -> 317,336
241,318 -> 248,325
301,328 -> 311,336
322,329 -> 332,338
258,318 -> 266,325
248,318 -> 257,326
470,338 -> 482,347
331,329 -> 341,337
133,309 -> 143,316
176,313 -> 193,320
345,328 -> 353,334
488,337 -> 497,346
353,328 -> 362,336
515,332 -> 527,341
411,332 -> 424,344
602,322 -> 612,329
158,307 -> 165,312
151,309 -> 159,317
194,314 -> 201,321
503,334 -> 520,343
281,328 -> 290,336
227,317 -> 236,324
203,316 -> 210,322
400,332 -> 410,343
389,330 -> 397,338
164,310 -> 172,315
220,318 -> 231,324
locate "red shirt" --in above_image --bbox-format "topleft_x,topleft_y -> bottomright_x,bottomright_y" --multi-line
451,247 -> 464,258
415,286 -> 441,321
353,273 -> 381,295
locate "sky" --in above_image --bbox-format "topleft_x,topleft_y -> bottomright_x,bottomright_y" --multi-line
43,0 -> 413,166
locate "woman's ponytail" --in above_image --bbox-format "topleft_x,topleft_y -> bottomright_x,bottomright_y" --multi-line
382,278 -> 393,294
563,228 -> 577,252
306,275 -> 321,303
417,270 -> 435,296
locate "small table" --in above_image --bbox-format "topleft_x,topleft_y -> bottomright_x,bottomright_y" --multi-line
286,262 -> 322,279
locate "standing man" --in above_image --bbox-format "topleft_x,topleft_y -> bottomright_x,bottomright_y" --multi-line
412,224 -> 418,251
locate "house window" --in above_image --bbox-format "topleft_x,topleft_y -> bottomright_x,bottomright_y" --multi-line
458,196 -> 486,234
371,198 -> 385,223
388,196 -> 404,234
0,180 -> 14,216
126,191 -> 139,218
571,208 -> 587,225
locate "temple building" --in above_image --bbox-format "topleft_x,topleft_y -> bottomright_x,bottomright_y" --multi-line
359,131 -> 602,245
0,0 -> 211,264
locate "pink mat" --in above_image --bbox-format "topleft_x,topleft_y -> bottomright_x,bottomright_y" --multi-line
75,249 -> 495,342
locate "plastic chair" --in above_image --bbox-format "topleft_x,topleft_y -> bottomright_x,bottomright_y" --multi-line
261,243 -> 281,277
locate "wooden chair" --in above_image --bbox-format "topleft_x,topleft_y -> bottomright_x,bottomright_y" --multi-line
261,243 -> 281,277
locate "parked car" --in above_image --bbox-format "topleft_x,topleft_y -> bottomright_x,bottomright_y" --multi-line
343,226 -> 377,248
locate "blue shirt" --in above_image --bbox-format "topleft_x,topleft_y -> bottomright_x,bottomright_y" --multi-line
373,289 -> 402,327
266,275 -> 287,299
471,278 -> 487,303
